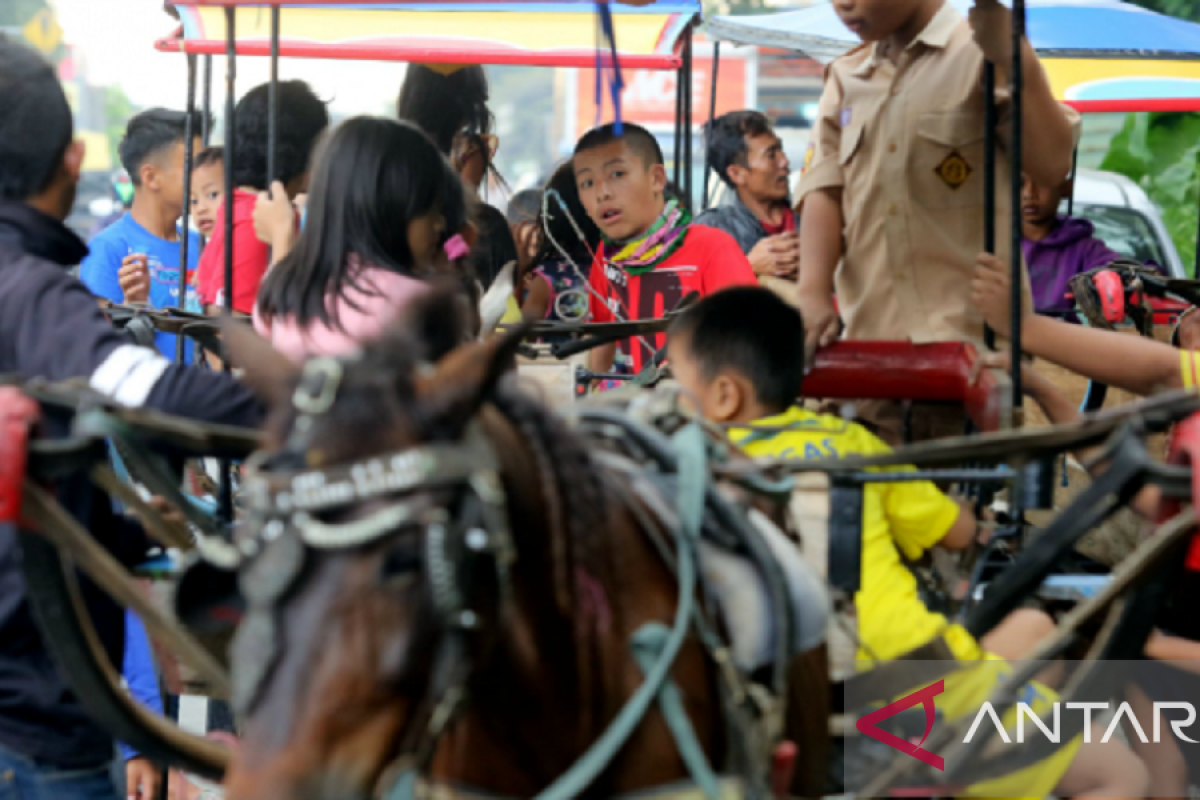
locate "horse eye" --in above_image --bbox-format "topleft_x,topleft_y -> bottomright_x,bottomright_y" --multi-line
380,545 -> 422,583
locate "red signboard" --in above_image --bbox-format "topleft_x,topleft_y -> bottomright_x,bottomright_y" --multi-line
574,55 -> 749,136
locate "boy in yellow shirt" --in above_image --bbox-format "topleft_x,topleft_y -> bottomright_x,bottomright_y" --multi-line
668,286 -> 1147,797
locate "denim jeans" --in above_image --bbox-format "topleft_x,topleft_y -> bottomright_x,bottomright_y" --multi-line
0,743 -> 119,800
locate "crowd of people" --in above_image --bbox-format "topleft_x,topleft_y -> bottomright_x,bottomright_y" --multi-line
0,0 -> 1198,796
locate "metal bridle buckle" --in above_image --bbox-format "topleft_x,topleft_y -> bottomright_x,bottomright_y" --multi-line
292,358 -> 344,415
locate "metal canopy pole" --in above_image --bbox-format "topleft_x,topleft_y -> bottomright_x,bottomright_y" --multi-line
267,6 -> 280,190
682,24 -> 693,208
1010,0 -> 1025,408
177,53 -> 197,363
218,7 -> 237,524
1067,145 -> 1079,216
983,62 -> 997,352
701,40 -> 721,209
673,60 -> 683,190
201,55 -> 213,145
222,11 -> 237,322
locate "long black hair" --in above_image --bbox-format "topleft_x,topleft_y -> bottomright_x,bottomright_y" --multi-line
536,159 -> 601,269
256,117 -> 466,330
396,65 -> 492,155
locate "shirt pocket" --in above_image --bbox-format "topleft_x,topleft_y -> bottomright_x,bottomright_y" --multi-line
912,110 -> 986,211
839,115 -> 867,167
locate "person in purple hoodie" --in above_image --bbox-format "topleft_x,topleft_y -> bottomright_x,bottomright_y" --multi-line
1021,172 -> 1124,318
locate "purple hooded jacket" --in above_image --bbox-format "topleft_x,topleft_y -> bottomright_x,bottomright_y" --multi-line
1022,215 -> 1123,316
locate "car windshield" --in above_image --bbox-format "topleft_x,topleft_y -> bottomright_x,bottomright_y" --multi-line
1070,204 -> 1167,268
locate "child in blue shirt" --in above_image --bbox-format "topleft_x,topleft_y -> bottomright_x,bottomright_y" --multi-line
81,108 -> 204,361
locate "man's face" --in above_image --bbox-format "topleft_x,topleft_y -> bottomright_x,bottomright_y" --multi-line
1021,174 -> 1064,230
190,161 -> 224,238
832,0 -> 925,42
732,132 -> 790,204
574,139 -> 667,242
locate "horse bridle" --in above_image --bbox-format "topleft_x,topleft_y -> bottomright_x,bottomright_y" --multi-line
231,357 -> 516,767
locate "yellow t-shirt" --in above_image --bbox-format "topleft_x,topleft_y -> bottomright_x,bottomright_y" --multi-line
733,407 -> 1080,797
730,406 -> 979,663
1181,349 -> 1200,390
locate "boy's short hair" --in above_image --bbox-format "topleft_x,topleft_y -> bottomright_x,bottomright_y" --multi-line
574,122 -> 664,169
0,35 -> 74,201
670,286 -> 806,412
232,80 -> 329,191
119,108 -> 207,186
193,146 -> 224,170
704,110 -> 773,188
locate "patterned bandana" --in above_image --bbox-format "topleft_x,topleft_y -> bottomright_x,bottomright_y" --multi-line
604,199 -> 692,276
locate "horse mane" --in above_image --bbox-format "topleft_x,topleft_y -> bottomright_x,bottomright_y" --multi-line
486,379 -> 619,736
399,284 -> 620,728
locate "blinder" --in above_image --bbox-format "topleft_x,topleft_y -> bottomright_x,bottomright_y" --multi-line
212,357 -> 516,718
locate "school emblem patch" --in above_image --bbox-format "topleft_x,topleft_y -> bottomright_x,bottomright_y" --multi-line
802,141 -> 816,174
934,150 -> 972,190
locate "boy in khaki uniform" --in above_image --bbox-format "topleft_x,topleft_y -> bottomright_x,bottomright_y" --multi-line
796,0 -> 1077,443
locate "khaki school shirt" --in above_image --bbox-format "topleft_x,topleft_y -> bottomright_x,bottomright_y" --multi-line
798,3 -> 1066,347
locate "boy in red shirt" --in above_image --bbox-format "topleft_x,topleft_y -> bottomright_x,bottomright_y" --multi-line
197,80 -> 327,314
574,122 -> 756,376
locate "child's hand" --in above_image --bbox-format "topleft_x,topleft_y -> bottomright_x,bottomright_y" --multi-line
970,351 -> 1052,401
797,289 -> 840,363
969,0 -> 1015,66
514,221 -> 540,272
118,254 -> 150,304
970,252 -> 1027,337
125,755 -> 160,800
253,181 -> 296,248
1176,307 -> 1200,351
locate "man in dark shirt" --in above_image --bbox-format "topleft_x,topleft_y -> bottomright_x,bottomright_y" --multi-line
696,110 -> 800,299
0,36 -> 260,799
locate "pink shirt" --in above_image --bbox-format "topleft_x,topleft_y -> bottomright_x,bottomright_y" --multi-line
253,263 -> 429,362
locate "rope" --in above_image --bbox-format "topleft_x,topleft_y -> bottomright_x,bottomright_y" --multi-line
530,424 -> 710,800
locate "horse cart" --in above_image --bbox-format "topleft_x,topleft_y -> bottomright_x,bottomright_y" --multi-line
24,0 -> 1200,797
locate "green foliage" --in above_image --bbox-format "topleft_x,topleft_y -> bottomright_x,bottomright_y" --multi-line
0,0 -> 49,27
1100,112 -> 1200,275
105,85 -> 135,170
1126,0 -> 1200,23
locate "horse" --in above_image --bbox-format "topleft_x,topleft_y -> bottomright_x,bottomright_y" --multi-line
197,289 -> 828,800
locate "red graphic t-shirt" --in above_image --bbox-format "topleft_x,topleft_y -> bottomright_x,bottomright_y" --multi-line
588,224 -> 756,372
197,189 -> 270,314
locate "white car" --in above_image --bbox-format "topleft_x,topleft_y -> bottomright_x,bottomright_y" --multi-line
1062,168 -> 1187,279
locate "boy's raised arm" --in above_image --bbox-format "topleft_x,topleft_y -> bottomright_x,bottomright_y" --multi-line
971,252 -> 1184,395
970,0 -> 1076,188
795,72 -> 848,361
798,190 -> 843,360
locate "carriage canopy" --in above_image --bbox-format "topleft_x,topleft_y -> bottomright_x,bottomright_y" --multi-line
157,0 -> 700,70
704,0 -> 1200,113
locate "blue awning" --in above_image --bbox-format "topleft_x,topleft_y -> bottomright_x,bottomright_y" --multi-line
705,0 -> 1200,64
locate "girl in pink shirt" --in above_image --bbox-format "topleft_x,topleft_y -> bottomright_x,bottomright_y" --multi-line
254,117 -> 472,361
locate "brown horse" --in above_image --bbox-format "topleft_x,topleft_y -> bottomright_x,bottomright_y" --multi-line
209,291 -> 827,800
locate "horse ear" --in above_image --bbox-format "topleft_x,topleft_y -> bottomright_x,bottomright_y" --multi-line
220,317 -> 299,409
416,324 -> 531,435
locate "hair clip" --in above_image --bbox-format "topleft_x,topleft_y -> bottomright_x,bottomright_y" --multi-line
443,234 -> 470,260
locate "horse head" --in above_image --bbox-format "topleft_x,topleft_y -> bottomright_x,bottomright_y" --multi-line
204,289 -> 545,800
